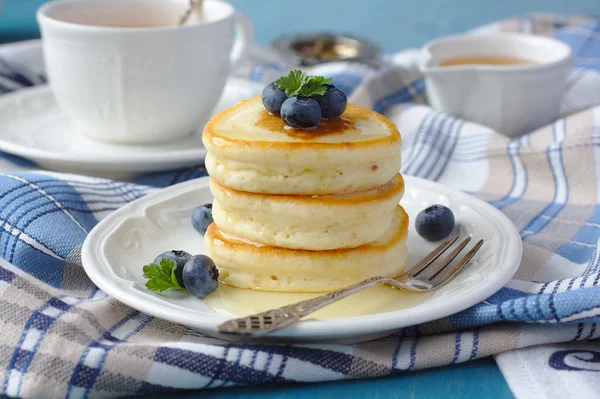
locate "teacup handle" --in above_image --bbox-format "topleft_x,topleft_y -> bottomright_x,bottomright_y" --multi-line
230,12 -> 254,70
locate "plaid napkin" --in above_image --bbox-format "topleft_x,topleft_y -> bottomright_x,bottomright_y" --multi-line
1,13 -> 600,399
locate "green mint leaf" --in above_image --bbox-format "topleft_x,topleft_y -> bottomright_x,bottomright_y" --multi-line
171,267 -> 181,288
299,76 -> 332,96
274,69 -> 308,96
274,70 -> 333,97
145,278 -> 176,292
143,258 -> 184,292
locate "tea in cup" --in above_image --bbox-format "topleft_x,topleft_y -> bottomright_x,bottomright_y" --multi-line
37,0 -> 253,144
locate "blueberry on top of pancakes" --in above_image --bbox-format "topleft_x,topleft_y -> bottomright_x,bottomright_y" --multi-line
261,70 -> 347,129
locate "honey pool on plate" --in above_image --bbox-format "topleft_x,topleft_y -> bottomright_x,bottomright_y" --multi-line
203,283 -> 433,320
439,55 -> 535,67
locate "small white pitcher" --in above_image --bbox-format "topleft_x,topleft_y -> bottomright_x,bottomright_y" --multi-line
420,33 -> 572,137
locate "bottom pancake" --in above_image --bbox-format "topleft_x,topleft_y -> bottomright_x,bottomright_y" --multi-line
204,205 -> 409,292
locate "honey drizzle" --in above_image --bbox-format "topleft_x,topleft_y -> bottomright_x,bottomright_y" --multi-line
254,109 -> 360,140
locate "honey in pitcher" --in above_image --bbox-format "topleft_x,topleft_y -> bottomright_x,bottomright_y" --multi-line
439,55 -> 535,67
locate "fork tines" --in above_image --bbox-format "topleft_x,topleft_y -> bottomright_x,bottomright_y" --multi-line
409,235 -> 484,286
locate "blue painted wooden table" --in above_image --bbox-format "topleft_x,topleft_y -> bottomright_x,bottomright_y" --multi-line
143,358 -> 512,399
2,0 -> 599,397
2,0 -> 600,49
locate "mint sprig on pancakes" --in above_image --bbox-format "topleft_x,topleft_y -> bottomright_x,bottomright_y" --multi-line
275,70 -> 332,97
261,70 -> 347,129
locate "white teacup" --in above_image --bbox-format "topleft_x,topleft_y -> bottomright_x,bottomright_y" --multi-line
37,0 -> 253,144
420,33 -> 572,137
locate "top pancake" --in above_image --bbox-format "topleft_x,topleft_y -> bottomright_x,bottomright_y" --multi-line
203,97 -> 402,195
204,96 -> 400,145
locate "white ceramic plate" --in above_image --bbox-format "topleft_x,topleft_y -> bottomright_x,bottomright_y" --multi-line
0,78 -> 262,178
81,175 -> 522,343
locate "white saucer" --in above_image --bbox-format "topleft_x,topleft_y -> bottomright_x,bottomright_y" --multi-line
81,175 -> 522,343
0,78 -> 262,178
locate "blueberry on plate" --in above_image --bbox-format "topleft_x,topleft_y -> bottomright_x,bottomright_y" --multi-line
262,82 -> 288,114
182,255 -> 219,298
415,205 -> 455,241
281,96 -> 322,129
191,203 -> 213,234
314,85 -> 347,119
153,250 -> 191,288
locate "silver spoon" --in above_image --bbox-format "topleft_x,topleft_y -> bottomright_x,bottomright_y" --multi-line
178,0 -> 203,26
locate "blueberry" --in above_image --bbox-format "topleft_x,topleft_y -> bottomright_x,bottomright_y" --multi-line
182,255 -> 219,298
153,250 -> 191,288
415,205 -> 455,241
314,85 -> 347,119
262,82 -> 288,114
281,96 -> 322,129
191,203 -> 213,234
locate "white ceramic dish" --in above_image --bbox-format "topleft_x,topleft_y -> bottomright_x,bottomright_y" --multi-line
81,175 -> 522,343
0,77 -> 262,178
420,33 -> 572,137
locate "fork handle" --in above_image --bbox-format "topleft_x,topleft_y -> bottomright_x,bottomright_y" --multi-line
217,276 -> 389,335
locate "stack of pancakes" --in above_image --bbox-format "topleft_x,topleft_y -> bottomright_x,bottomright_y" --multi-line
202,97 -> 408,292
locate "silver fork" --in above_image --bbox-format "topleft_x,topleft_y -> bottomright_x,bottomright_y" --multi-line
217,235 -> 484,336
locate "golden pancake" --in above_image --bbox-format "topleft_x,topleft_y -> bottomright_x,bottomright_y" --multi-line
211,173 -> 405,250
205,205 -> 409,292
202,97 -> 402,195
